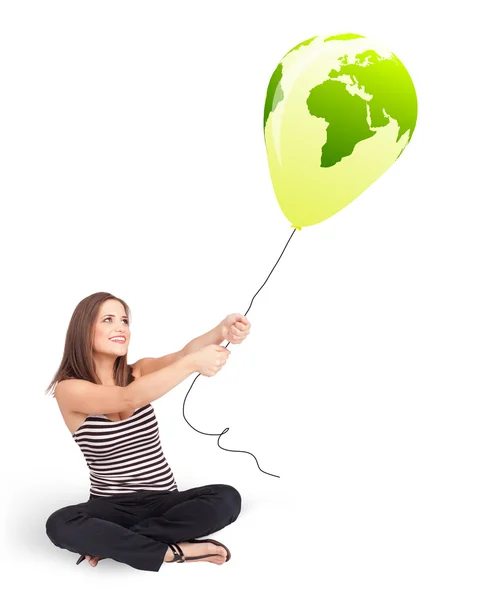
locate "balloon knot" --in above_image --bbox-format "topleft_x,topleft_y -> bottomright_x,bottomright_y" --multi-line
290,224 -> 302,231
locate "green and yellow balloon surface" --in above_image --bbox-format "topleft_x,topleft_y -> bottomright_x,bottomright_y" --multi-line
263,33 -> 418,230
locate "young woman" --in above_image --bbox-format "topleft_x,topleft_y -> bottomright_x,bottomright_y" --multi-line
44,291 -> 251,572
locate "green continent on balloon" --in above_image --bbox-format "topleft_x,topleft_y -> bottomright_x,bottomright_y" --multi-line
263,62 -> 284,131
307,49 -> 418,168
324,33 -> 365,41
307,78 -> 376,167
283,36 -> 317,58
327,49 -> 418,144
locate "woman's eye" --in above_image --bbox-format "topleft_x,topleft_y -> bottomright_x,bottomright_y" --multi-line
104,317 -> 129,324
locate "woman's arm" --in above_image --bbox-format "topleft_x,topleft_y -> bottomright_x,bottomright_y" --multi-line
133,351 -> 185,377
132,324 -> 225,378
181,323 -> 225,355
126,354 -> 198,409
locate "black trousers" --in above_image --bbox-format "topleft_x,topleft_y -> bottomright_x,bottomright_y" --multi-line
45,483 -> 242,572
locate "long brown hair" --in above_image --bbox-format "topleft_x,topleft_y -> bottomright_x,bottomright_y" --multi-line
44,292 -> 135,397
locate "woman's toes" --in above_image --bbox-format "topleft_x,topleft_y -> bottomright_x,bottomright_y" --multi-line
212,547 -> 227,564
207,543 -> 227,563
217,546 -> 228,560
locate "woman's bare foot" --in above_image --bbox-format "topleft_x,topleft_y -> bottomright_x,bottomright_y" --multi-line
164,541 -> 228,565
84,555 -> 102,567
83,541 -> 228,567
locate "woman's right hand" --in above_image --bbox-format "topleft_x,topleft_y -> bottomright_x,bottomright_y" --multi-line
190,344 -> 231,377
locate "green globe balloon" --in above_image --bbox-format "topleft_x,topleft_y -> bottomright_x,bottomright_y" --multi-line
263,33 -> 418,229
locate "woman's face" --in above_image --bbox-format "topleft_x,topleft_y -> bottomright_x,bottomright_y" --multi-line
92,299 -> 131,357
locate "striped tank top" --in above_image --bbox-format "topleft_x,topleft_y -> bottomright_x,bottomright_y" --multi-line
72,403 -> 178,498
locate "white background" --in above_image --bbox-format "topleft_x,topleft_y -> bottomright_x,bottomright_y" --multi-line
1,1 -> 492,598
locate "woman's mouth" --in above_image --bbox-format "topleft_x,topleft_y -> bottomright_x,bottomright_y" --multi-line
110,337 -> 126,344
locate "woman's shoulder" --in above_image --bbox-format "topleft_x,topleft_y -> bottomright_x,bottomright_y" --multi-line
57,364 -> 143,435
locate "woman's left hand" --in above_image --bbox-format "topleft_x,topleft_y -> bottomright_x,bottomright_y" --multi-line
219,313 -> 251,344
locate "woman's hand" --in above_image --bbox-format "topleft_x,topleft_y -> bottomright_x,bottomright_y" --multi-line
219,314 -> 251,344
190,344 -> 231,377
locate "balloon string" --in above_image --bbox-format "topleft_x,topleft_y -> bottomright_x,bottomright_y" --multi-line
181,226 -> 299,478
